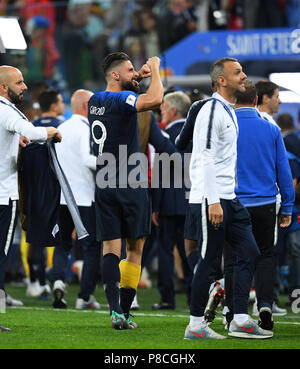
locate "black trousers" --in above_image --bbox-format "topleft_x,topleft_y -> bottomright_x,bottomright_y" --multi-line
49,204 -> 101,300
190,198 -> 260,317
0,200 -> 18,290
157,215 -> 192,306
224,202 -> 277,311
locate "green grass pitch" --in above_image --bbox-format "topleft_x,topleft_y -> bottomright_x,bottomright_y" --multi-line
1,283 -> 300,350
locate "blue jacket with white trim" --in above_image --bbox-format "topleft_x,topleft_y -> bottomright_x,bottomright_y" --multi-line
235,107 -> 294,215
152,119 -> 191,216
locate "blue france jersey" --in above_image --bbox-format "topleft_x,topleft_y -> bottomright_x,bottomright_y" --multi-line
33,116 -> 61,128
88,90 -> 147,187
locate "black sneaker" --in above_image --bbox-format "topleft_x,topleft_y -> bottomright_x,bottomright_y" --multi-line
52,280 -> 67,309
111,311 -> 130,330
0,325 -> 11,332
258,307 -> 274,330
152,302 -> 175,310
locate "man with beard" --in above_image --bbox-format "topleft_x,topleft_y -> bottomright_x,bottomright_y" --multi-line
183,58 -> 272,340
0,65 -> 61,332
88,52 -> 163,330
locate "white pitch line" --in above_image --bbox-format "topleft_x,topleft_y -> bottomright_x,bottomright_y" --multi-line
8,306 -> 188,318
7,306 -> 300,325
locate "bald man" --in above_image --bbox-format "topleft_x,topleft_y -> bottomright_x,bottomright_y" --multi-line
50,89 -> 101,310
0,66 -> 61,331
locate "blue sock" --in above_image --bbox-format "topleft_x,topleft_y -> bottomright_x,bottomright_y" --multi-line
102,253 -> 122,314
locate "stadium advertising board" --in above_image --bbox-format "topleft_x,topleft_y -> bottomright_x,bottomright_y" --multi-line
162,28 -> 300,76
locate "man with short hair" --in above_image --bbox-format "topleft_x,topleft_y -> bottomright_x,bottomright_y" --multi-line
51,89 -> 101,310
88,52 -> 163,329
34,88 -> 65,127
22,87 -> 65,300
0,65 -> 61,332
255,79 -> 288,315
255,80 -> 281,126
184,58 -> 271,340
224,80 -> 294,332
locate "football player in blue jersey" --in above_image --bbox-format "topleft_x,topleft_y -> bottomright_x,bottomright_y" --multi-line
88,52 -> 163,329
32,88 -> 64,128
20,88 -> 65,300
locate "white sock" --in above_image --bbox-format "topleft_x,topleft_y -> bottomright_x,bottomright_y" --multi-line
189,315 -> 205,329
233,314 -> 249,325
222,305 -> 229,315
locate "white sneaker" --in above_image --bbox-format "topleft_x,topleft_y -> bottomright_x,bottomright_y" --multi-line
26,281 -> 42,297
6,294 -> 24,307
131,294 -> 140,310
184,321 -> 227,340
272,303 -> 287,316
253,299 -> 287,317
75,295 -> 100,310
228,319 -> 273,339
138,267 -> 152,289
71,260 -> 83,281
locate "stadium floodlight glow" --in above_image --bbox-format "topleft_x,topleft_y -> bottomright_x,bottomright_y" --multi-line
0,17 -> 27,53
278,90 -> 300,103
270,73 -> 300,103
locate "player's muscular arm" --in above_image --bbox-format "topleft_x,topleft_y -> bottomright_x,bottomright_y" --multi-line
135,56 -> 163,112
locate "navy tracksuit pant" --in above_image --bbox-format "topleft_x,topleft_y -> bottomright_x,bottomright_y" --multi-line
157,215 -> 192,306
224,202 -> 277,312
49,204 -> 101,301
0,200 -> 18,291
189,198 -> 260,317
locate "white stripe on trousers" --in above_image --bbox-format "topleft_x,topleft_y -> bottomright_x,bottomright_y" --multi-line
274,198 -> 280,246
4,200 -> 17,256
274,194 -> 281,246
201,200 -> 208,260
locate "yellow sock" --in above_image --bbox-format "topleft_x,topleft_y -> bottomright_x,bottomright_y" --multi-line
119,260 -> 141,290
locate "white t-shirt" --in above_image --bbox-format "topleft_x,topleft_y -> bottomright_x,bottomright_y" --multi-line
55,114 -> 96,207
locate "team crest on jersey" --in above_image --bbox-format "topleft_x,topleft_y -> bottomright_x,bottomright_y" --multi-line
126,94 -> 136,106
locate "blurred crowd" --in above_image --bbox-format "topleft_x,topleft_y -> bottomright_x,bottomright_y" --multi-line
1,0 -> 300,310
0,0 -> 299,96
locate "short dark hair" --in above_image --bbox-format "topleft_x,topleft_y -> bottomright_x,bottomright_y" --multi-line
277,113 -> 295,130
102,52 -> 130,77
38,88 -> 60,112
255,80 -> 279,106
235,80 -> 257,105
